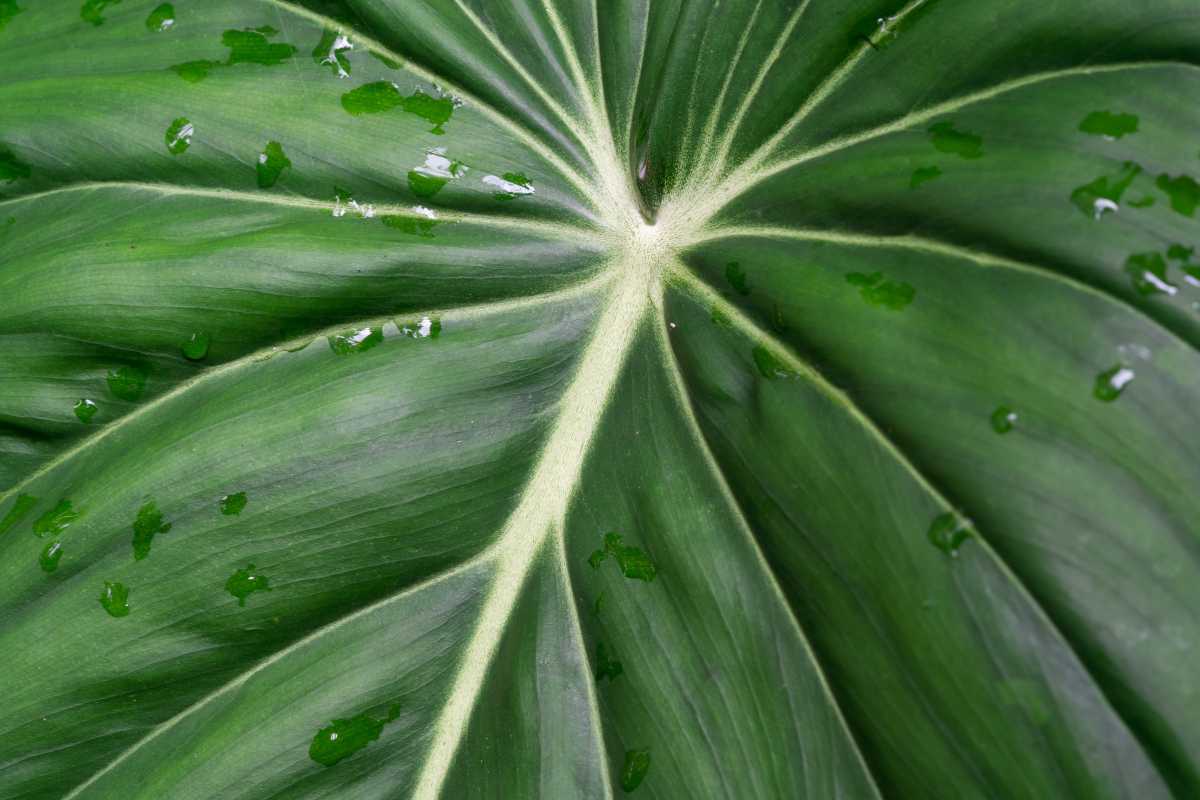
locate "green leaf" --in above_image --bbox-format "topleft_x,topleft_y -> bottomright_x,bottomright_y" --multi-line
1,1 -> 1198,798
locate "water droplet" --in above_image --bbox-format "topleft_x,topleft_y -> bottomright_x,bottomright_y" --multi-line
396,316 -> 441,339
340,82 -> 455,133
928,121 -> 983,159
595,642 -> 623,682
0,493 -> 37,536
309,709 -> 396,766
256,141 -> 291,189
327,326 -> 382,355
1094,364 -> 1134,402
39,541 -> 63,573
33,499 -> 80,538
80,0 -> 120,26
107,365 -> 148,401
927,511 -> 971,556
724,261 -> 751,295
164,117 -> 193,155
72,398 -> 99,423
99,581 -> 130,617
407,149 -> 466,199
1124,252 -> 1177,296
220,492 -> 247,515
588,532 -> 657,582
1070,161 -> 1140,219
0,0 -> 23,32
380,211 -> 439,237
752,346 -> 794,379
621,749 -> 651,792
226,563 -> 271,606
145,2 -> 173,31
223,26 -> 296,66
846,271 -> 914,310
312,28 -> 352,77
132,500 -> 171,560
909,165 -> 941,188
482,172 -> 534,200
1078,110 -> 1138,139
180,331 -> 210,361
170,60 -> 219,82
990,405 -> 1017,434
0,142 -> 31,183
1156,174 -> 1199,217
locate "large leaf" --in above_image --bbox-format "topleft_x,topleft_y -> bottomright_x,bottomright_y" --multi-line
1,0 -> 1198,797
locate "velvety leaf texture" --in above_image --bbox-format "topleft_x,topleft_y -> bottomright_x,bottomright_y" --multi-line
1,1 -> 1198,798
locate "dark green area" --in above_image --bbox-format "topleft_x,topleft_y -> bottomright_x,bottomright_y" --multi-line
256,141 -> 291,189
928,121 -> 983,159
1069,162 -> 1141,218
990,405 -> 1017,434
170,27 -> 296,82
164,117 -> 192,155
752,345 -> 794,379
225,564 -> 271,606
107,365 -> 148,401
1094,365 -> 1134,402
380,214 -> 439,237
99,581 -> 130,617
910,165 -> 941,188
132,500 -> 172,560
1157,173 -> 1200,217
1079,110 -> 1139,138
181,331 -> 210,360
621,749 -> 651,792
588,532 -> 657,582
39,541 -> 63,573
340,82 -> 455,133
846,271 -> 915,310
74,399 -> 98,423
0,0 -> 21,32
33,500 -> 80,538
927,512 -> 970,556
313,28 -> 352,76
0,143 -> 31,183
145,2 -> 173,31
220,492 -> 247,515
80,0 -> 120,26
309,706 -> 398,766
725,261 -> 751,295
0,494 -> 36,536
595,642 -> 623,682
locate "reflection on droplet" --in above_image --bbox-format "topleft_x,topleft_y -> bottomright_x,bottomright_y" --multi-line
256,141 -> 291,189
107,365 -> 148,401
74,398 -> 98,423
846,271 -> 914,310
309,706 -> 399,766
1070,162 -> 1140,219
0,142 -> 31,183
1094,365 -> 1134,402
397,316 -> 441,339
132,499 -> 171,561
40,541 -> 63,573
909,165 -> 941,189
927,511 -> 970,556
226,563 -> 271,606
181,331 -> 210,360
1167,244 -> 1200,286
220,491 -> 247,515
928,121 -> 983,159
724,261 -> 750,295
165,117 -> 193,155
145,2 -> 174,31
1078,110 -> 1138,139
312,28 -> 352,77
99,581 -> 130,617
1124,252 -> 1177,296
408,149 -> 466,199
588,532 -> 656,581
0,493 -> 37,537
621,749 -> 651,792
1156,173 -> 1199,217
483,172 -> 534,200
33,499 -> 80,538
328,327 -> 382,354
990,405 -> 1017,434
595,642 -> 623,683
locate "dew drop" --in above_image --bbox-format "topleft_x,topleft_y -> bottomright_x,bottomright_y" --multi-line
990,405 -> 1017,434
1078,110 -> 1138,139
226,563 -> 271,606
74,398 -> 98,423
33,500 -> 80,538
39,541 -> 63,573
928,121 -> 983,159
145,2 -> 174,31
132,499 -> 171,560
181,331 -> 210,360
106,365 -> 148,401
256,141 -> 291,189
309,708 -> 396,766
99,581 -> 130,617
220,491 -> 247,516
164,117 -> 193,155
0,493 -> 37,536
927,511 -> 970,556
621,749 -> 651,792
483,172 -> 534,200
327,326 -> 383,355
1094,364 -> 1134,402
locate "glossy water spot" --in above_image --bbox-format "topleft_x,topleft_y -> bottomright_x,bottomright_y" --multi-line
928,121 -> 983,159
589,532 -> 657,581
309,706 -> 399,766
621,749 -> 651,792
223,26 -> 296,66
909,165 -> 941,188
220,491 -> 247,515
1124,252 -> 1177,296
0,493 -> 36,536
80,0 -> 120,26
1168,244 -> 1200,286
1069,162 -> 1140,219
0,0 -> 21,32
132,499 -> 171,560
74,398 -> 98,423
332,186 -> 376,219
181,331 -> 210,360
99,581 -> 130,617
107,365 -> 147,401
145,2 -> 173,31
164,117 -> 192,155
0,143 -> 31,183
397,316 -> 441,339
40,541 -> 63,573
927,511 -> 970,556
381,213 -> 439,237
846,271 -> 914,310
328,326 -> 383,355
226,563 -> 271,606
408,149 -> 466,199
170,59 -> 219,82
1094,364 -> 1134,402
483,172 -> 534,200
340,82 -> 455,133
313,28 -> 352,77
1156,174 -> 1199,217
1079,111 -> 1138,139
33,500 -> 80,537
725,261 -> 750,295
990,405 -> 1017,434
595,642 -> 623,683
256,141 -> 291,189
752,346 -> 794,379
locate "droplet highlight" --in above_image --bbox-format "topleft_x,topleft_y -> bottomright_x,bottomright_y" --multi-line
165,117 -> 193,155
145,2 -> 173,31
309,707 -> 398,766
74,398 -> 98,423
226,563 -> 271,606
927,511 -> 971,556
1094,365 -> 1134,402
990,405 -> 1017,434
40,541 -> 63,573
99,581 -> 130,617
328,327 -> 382,355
